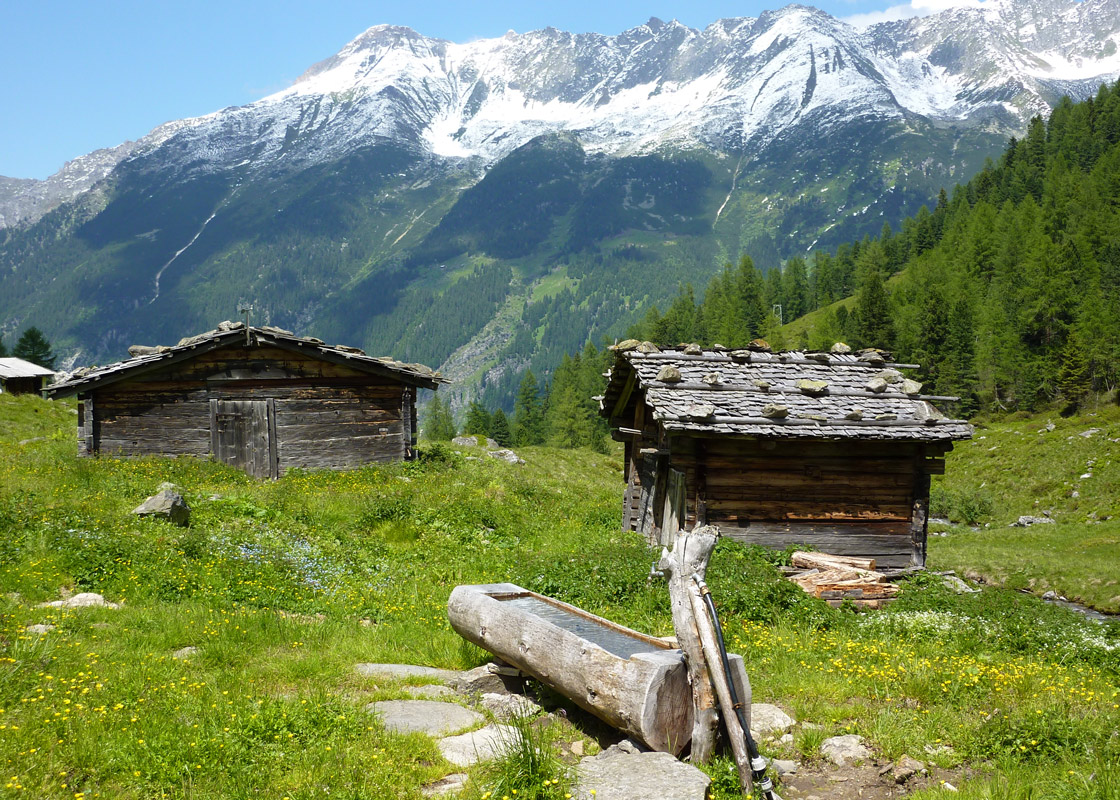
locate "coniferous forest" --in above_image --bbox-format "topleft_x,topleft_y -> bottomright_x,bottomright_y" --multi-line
452,81 -> 1120,442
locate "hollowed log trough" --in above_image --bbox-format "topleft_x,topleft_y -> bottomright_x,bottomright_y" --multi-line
447,582 -> 750,755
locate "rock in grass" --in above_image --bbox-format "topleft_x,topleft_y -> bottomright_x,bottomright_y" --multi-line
750,703 -> 796,734
38,592 -> 120,610
438,724 -> 517,767
892,755 -> 925,783
172,646 -> 199,659
574,748 -> 710,800
821,734 -> 871,766
366,700 -> 483,736
26,624 -> 56,634
132,489 -> 190,527
481,692 -> 541,720
421,773 -> 469,797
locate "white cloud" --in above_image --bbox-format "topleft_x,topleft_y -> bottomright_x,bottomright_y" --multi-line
843,0 -> 997,30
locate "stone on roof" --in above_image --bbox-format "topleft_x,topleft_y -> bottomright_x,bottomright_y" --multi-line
600,346 -> 972,442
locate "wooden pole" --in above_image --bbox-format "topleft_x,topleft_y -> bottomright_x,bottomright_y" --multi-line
689,581 -> 753,794
657,526 -> 720,762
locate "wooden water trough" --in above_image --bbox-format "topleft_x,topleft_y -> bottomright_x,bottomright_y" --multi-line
448,582 -> 751,755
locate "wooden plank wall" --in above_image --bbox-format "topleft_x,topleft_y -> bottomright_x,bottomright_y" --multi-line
665,437 -> 942,568
87,344 -> 409,474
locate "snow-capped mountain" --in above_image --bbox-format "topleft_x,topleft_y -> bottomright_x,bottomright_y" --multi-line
2,0 -> 1119,395
4,0 -> 1119,227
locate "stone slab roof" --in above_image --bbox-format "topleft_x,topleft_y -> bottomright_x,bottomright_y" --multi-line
600,342 -> 973,442
46,322 -> 446,397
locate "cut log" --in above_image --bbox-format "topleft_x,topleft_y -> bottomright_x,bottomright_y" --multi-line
447,583 -> 693,754
658,527 -> 720,763
811,581 -> 899,599
791,551 -> 877,571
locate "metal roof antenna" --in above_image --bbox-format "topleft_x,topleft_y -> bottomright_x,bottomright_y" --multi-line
238,304 -> 253,345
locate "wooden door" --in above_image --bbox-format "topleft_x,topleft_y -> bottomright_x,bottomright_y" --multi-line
210,399 -> 277,479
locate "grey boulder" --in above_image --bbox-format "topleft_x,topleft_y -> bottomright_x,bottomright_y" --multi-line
132,489 -> 190,527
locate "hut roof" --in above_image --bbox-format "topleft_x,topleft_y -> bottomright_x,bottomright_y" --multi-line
600,342 -> 973,442
46,322 -> 446,397
0,357 -> 56,380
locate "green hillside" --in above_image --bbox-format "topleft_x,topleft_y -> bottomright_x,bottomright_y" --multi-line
0,393 -> 1117,798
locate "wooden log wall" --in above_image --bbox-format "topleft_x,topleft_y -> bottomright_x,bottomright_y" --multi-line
85,344 -> 411,475
663,437 -> 946,568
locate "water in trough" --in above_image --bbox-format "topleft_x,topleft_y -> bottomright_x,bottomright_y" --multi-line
499,595 -> 667,660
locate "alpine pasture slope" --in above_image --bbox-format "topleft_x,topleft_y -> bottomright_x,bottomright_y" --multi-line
0,392 -> 1117,798
2,0 -> 1120,409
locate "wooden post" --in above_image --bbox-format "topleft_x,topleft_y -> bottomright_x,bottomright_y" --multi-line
657,526 -> 720,763
689,582 -> 753,795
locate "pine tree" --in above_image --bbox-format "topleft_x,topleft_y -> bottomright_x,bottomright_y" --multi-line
489,409 -> 512,446
463,401 -> 491,436
851,264 -> 894,349
0,335 -> 7,358
12,327 -> 56,369
512,370 -> 545,446
424,394 -> 457,441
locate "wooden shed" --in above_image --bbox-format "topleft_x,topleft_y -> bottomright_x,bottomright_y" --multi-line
0,357 -> 56,395
599,342 -> 973,568
46,322 -> 445,478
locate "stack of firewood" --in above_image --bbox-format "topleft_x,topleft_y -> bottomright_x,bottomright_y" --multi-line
786,551 -> 899,609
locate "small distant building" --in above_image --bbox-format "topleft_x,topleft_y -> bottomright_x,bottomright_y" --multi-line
0,357 -> 56,395
46,323 -> 445,478
599,342 -> 973,568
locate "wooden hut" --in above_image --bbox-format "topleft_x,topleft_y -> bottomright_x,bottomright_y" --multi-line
598,342 -> 973,568
46,322 -> 445,478
0,357 -> 56,395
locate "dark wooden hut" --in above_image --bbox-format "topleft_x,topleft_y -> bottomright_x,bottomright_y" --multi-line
46,322 -> 445,478
599,342 -> 973,568
0,357 -> 56,395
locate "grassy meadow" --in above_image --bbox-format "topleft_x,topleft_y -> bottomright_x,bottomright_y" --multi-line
0,392 -> 1117,799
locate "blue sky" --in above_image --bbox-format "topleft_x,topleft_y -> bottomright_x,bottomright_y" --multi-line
0,0 -> 967,179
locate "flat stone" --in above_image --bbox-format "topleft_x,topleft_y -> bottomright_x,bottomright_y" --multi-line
172,646 -> 199,659
773,759 -> 799,776
421,773 -> 469,797
761,403 -> 789,419
821,734 -> 871,766
38,592 -> 120,610
797,379 -> 829,396
455,663 -> 522,695
406,684 -> 456,699
751,703 -> 796,734
438,724 -> 516,767
26,624 -> 55,634
574,749 -> 709,800
355,663 -> 461,683
366,700 -> 483,737
893,755 -> 925,783
480,692 -> 541,720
